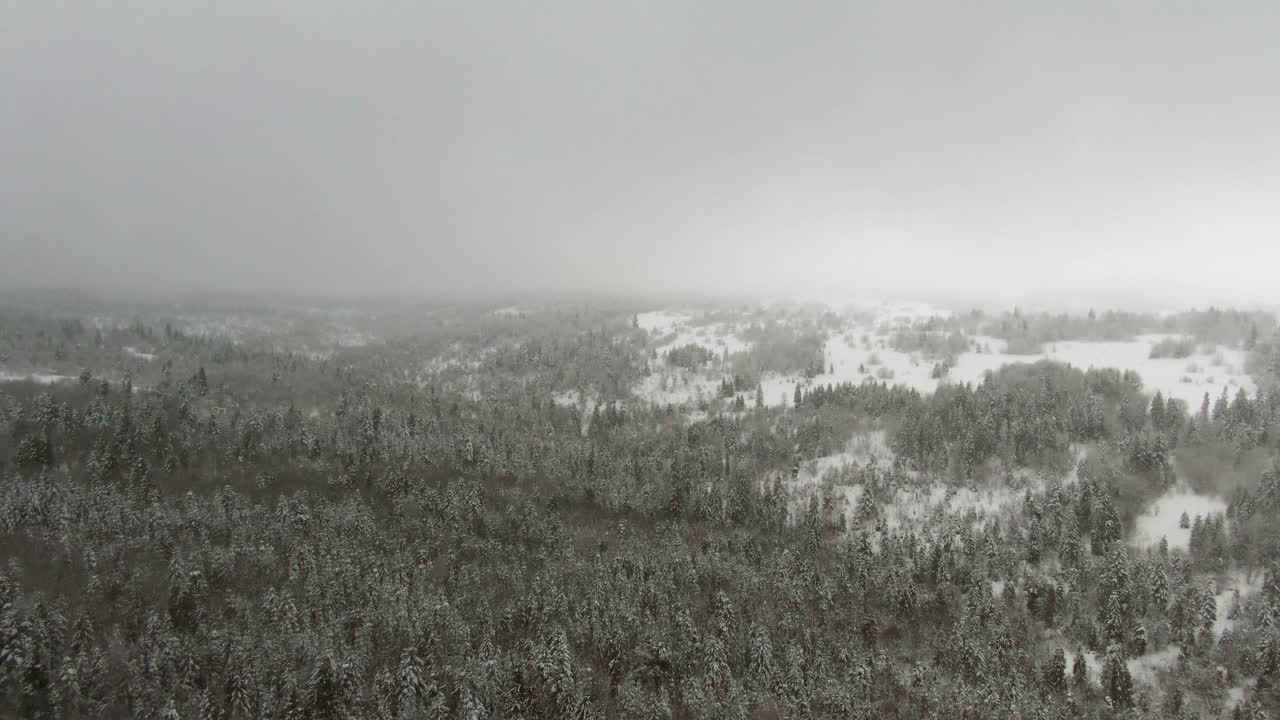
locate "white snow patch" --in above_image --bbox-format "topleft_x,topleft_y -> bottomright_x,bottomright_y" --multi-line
1126,645 -> 1180,687
795,431 -> 896,483
1060,645 -> 1179,688
1068,650 -> 1103,684
1224,681 -> 1257,717
882,483 -> 1027,531
552,389 -> 588,408
632,369 -> 723,408
655,325 -> 751,357
799,294 -> 953,323
1131,488 -> 1227,552
636,310 -> 692,334
991,580 -> 1006,598
1227,685 -> 1246,709
124,346 -> 157,361
329,329 -> 373,347
0,371 -> 74,385
778,330 -> 1253,414
1039,338 -> 1252,411
1214,570 -> 1264,638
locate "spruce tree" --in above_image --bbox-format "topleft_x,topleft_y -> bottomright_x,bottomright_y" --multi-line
1104,646 -> 1134,709
1071,651 -> 1088,688
1150,391 -> 1166,430
1044,648 -> 1067,692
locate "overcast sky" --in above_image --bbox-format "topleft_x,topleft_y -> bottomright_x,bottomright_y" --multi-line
2,2 -> 1278,307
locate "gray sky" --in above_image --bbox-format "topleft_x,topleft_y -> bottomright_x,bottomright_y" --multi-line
2,2 -> 1278,306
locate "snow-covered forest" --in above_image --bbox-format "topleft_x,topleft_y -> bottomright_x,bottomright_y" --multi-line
2,296 -> 1280,719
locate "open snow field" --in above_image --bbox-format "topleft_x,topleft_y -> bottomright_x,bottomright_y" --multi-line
0,371 -> 74,384
803,331 -> 1252,410
631,304 -> 1255,419
632,369 -> 725,408
1130,487 -> 1228,552
783,430 -> 1061,535
1213,570 -> 1263,639
637,310 -> 752,356
491,306 -> 529,317
634,310 -> 754,407
1041,336 -> 1252,410
1064,645 -> 1179,690
124,346 -> 157,361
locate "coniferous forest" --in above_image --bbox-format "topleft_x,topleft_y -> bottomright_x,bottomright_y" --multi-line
2,297 -> 1280,720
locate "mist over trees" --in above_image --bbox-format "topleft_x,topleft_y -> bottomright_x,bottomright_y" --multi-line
5,2 -> 1280,716
0,297 -> 1279,719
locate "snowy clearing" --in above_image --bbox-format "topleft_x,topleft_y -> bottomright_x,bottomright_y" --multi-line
772,330 -> 1253,413
124,346 -> 157,361
491,306 -> 529,317
0,371 -> 74,385
1131,487 -> 1228,552
636,310 -> 693,334
1063,645 -> 1179,689
630,306 -> 1256,421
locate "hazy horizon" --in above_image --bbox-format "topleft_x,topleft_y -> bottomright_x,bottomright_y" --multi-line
3,2 -> 1278,307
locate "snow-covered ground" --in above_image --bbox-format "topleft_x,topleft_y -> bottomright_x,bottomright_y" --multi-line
781,430 -> 1056,535
636,310 -> 691,334
1063,645 -> 1179,689
783,293 -> 953,323
632,369 -> 724,408
632,310 -> 757,407
0,371 -> 74,384
637,311 -> 752,356
1225,681 -> 1258,717
124,346 -> 157,361
1126,644 -> 1180,687
1040,336 -> 1251,410
1214,570 -> 1264,638
1131,488 -> 1228,552
632,306 -> 1254,415
657,326 -> 751,357
175,315 -> 282,340
328,329 -> 374,347
766,329 -> 1251,412
881,482 -> 1033,531
491,306 -> 529,317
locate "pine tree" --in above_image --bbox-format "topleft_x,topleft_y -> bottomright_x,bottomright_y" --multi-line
755,383 -> 764,409
1214,387 -> 1230,422
1162,685 -> 1184,717
1149,564 -> 1169,611
1102,592 -> 1128,647
1150,391 -> 1166,430
1071,651 -> 1088,688
1104,646 -> 1134,709
1093,492 -> 1122,554
1130,623 -> 1147,656
1200,583 -> 1218,640
1044,648 -> 1067,692
794,384 -> 802,408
